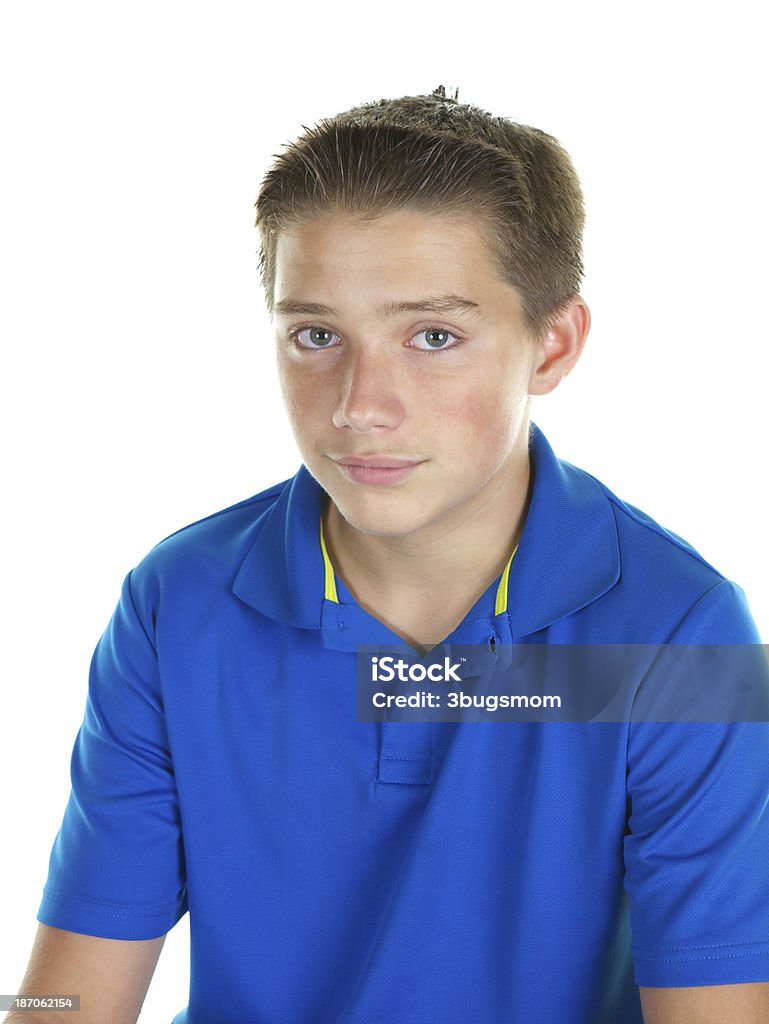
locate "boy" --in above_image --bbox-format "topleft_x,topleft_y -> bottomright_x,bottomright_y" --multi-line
7,87 -> 769,1023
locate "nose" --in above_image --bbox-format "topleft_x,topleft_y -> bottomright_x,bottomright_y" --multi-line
332,345 -> 405,433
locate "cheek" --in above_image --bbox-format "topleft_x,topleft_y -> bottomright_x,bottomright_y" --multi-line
277,361 -> 326,427
437,374 -> 525,446
276,368 -> 300,424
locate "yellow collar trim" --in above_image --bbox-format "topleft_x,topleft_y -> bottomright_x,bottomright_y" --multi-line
319,517 -> 339,603
494,544 -> 518,616
321,516 -> 518,614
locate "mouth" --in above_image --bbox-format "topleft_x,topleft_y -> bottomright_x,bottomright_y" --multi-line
329,454 -> 426,486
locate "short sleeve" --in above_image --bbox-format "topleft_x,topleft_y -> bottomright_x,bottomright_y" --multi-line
37,569 -> 188,939
624,579 -> 769,986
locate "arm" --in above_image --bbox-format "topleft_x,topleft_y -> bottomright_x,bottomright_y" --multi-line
2,923 -> 166,1024
640,982 -> 769,1023
36,569 -> 187,939
624,584 -> 769,1001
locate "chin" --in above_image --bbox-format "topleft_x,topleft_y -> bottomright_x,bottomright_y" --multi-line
329,492 -> 433,539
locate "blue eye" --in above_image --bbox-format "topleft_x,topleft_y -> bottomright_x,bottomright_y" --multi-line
288,325 -> 463,353
293,327 -> 341,349
410,327 -> 461,351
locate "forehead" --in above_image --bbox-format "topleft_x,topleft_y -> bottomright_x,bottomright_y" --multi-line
272,208 -> 514,314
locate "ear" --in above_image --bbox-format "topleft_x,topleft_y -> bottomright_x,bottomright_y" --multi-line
528,295 -> 591,396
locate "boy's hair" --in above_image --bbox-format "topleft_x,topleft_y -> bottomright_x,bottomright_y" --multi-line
255,86 -> 585,340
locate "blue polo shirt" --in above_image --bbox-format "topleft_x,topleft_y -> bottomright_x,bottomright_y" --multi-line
37,422 -> 769,1023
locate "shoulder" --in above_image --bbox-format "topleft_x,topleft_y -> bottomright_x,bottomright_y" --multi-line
587,465 -> 725,583
524,425 -> 749,640
548,441 -> 727,592
557,456 -> 759,642
126,474 -> 294,607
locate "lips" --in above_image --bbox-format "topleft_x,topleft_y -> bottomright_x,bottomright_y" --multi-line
334,455 -> 424,469
329,454 -> 426,486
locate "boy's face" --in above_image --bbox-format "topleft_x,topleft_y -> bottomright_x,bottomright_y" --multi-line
272,208 -> 542,542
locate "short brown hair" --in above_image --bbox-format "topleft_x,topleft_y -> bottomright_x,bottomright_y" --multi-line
255,86 -> 585,339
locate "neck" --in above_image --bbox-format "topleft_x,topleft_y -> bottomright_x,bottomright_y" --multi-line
322,441 -> 533,647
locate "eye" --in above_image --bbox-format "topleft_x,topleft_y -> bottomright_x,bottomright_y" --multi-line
291,326 -> 342,349
409,327 -> 462,351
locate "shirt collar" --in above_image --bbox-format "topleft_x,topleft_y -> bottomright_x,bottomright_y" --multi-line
232,421 -> 620,642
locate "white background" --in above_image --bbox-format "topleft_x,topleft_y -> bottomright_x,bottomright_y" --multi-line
1,1 -> 767,1019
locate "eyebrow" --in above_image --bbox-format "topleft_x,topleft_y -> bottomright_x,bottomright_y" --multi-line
273,293 -> 483,320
